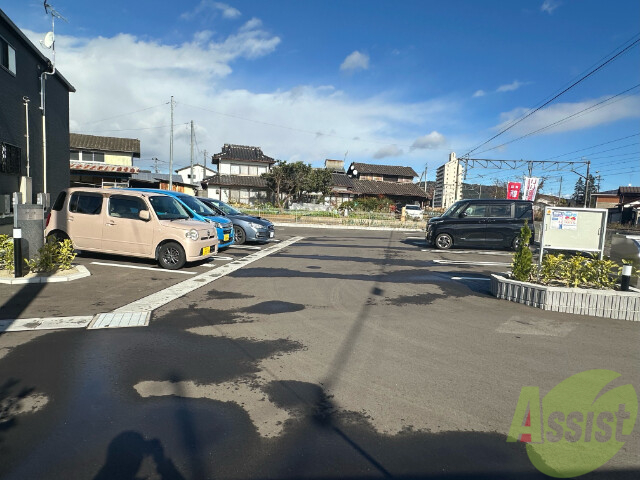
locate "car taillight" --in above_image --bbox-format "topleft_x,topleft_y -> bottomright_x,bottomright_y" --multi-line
45,212 -> 51,227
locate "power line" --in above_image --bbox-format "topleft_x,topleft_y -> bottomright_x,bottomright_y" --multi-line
473,84 -> 640,155
76,122 -> 189,133
78,102 -> 170,125
463,33 -> 640,157
543,133 -> 640,161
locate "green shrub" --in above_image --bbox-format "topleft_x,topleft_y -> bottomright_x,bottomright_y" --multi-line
56,239 -> 77,270
511,221 -> 533,282
538,253 -> 623,290
25,237 -> 77,273
0,234 -> 14,272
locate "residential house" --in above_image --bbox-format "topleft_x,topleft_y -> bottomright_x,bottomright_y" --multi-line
204,144 -> 275,204
591,189 -> 619,209
129,171 -> 197,196
175,163 -> 215,185
69,133 -> 140,188
347,162 -> 416,183
1,7 -> 75,218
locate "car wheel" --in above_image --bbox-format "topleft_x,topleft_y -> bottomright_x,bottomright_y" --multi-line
234,226 -> 246,245
47,230 -> 69,243
158,242 -> 186,270
435,233 -> 453,250
512,236 -> 521,251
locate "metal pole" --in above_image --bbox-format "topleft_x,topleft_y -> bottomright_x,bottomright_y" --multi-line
190,120 -> 194,185
169,96 -> 174,190
13,228 -> 23,278
583,160 -> 590,208
557,176 -> 562,205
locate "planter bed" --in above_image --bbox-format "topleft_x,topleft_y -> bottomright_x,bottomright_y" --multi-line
490,274 -> 640,321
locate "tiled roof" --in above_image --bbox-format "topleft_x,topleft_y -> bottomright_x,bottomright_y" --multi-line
352,179 -> 429,198
591,189 -> 618,196
212,144 -> 275,164
349,162 -> 418,177
204,175 -> 269,188
619,186 -> 640,194
331,173 -> 354,188
70,134 -> 140,156
70,161 -> 139,174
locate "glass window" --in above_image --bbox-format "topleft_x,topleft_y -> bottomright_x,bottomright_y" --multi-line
69,192 -> 102,214
463,204 -> 489,217
108,195 -> 147,219
240,165 -> 249,175
176,194 -> 216,216
93,152 -> 105,163
70,150 -> 80,161
489,203 -> 512,218
1,37 -> 16,75
52,191 -> 66,211
249,166 -> 258,176
230,165 -> 240,175
515,203 -> 533,219
148,196 -> 190,220
258,166 -> 267,175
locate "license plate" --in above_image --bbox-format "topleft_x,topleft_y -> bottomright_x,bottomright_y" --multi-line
269,232 -> 274,238
224,234 -> 229,241
202,246 -> 210,255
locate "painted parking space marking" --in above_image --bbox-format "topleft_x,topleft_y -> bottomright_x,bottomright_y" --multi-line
88,311 -> 151,329
451,277 -> 491,281
113,236 -> 304,314
90,261 -> 196,275
405,236 -> 425,240
433,259 -> 511,266
0,316 -> 94,332
422,249 -> 513,256
229,245 -> 262,250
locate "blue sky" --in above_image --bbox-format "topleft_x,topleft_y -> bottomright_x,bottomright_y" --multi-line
4,0 -> 640,193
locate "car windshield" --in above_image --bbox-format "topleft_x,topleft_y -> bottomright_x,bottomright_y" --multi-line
148,196 -> 190,220
178,195 -> 217,216
442,201 -> 464,217
406,205 -> 421,210
213,201 -> 241,216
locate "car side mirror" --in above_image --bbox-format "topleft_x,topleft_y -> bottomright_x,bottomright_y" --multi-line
139,210 -> 151,221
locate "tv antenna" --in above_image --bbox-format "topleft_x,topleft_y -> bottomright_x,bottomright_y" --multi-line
40,2 -> 68,72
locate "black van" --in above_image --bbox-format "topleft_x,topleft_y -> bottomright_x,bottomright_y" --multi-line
425,199 -> 535,250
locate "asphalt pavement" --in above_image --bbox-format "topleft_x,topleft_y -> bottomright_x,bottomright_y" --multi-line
0,227 -> 638,479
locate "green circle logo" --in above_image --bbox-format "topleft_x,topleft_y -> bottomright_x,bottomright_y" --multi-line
508,369 -> 637,477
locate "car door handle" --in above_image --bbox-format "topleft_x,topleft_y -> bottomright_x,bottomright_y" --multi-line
105,221 -> 116,226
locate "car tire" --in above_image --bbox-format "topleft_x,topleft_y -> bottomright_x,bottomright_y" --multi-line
512,236 -> 521,251
435,233 -> 453,250
158,242 -> 186,270
234,226 -> 246,245
47,230 -> 69,243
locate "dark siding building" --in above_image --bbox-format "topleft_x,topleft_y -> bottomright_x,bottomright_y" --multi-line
0,8 -> 75,210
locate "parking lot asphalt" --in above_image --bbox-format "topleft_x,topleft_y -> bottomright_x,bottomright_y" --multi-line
0,226 -> 639,479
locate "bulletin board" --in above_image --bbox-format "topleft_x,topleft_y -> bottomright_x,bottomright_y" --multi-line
539,207 -> 608,260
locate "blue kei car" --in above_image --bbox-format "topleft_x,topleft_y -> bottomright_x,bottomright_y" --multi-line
127,188 -> 234,248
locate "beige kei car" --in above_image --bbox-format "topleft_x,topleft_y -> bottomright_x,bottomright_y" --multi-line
45,188 -> 219,269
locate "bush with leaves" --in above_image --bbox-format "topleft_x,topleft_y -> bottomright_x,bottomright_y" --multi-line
0,234 -> 14,272
25,237 -> 77,273
537,253 -> 626,289
511,221 -> 533,282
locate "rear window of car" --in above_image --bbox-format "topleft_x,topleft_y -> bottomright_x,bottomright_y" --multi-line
515,203 -> 533,219
52,191 -> 66,211
69,192 -> 102,215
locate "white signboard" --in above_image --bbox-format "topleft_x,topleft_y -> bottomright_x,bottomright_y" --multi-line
539,207 -> 608,263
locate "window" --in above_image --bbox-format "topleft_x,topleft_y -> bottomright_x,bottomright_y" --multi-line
488,203 -> 511,218
258,166 -> 267,175
249,166 -> 258,176
70,150 -> 79,161
82,151 -> 104,162
240,165 -> 249,175
463,204 -> 488,217
69,192 -> 102,214
1,142 -> 21,174
0,37 -> 16,75
108,195 -> 147,219
515,203 -> 533,219
52,191 -> 66,211
230,165 -> 240,175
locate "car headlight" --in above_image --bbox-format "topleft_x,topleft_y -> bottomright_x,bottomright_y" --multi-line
212,222 -> 222,229
249,222 -> 265,229
185,229 -> 199,240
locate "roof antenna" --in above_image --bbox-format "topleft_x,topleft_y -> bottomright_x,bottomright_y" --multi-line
40,2 -> 68,73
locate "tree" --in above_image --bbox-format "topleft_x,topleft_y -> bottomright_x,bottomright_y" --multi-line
571,174 -> 598,206
263,161 -> 332,210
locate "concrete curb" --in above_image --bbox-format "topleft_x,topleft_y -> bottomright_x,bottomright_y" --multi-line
273,222 -> 423,232
490,273 -> 640,321
0,264 -> 91,285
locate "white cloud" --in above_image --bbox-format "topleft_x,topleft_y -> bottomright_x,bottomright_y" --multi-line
181,1 -> 241,21
473,89 -> 486,98
496,80 -> 525,93
340,51 -> 369,72
496,95 -> 640,136
541,0 -> 561,14
411,131 -> 447,150
373,145 -> 404,159
23,27 -> 459,173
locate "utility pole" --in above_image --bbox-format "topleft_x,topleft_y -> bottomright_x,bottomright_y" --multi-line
23,97 -> 30,177
583,159 -> 590,208
190,120 -> 194,185
557,176 -> 563,205
169,96 -> 174,190
152,157 -> 159,174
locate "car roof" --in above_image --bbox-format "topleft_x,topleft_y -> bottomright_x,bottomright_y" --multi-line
64,187 -> 170,198
458,199 -> 532,203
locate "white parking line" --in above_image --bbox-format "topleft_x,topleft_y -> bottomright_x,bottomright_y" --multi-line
423,249 -> 513,256
405,236 -> 425,240
0,316 -> 94,332
433,259 -> 511,266
230,245 -> 262,250
113,236 -> 304,314
90,261 -> 196,275
451,277 -> 491,281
